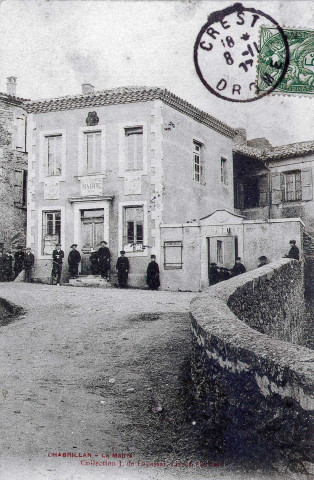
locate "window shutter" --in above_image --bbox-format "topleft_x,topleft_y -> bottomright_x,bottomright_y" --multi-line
258,174 -> 269,206
301,168 -> 313,201
271,172 -> 283,204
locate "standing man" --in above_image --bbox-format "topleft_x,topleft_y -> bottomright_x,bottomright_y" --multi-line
51,243 -> 64,285
209,262 -> 220,285
285,240 -> 300,260
147,255 -> 160,290
24,247 -> 35,283
3,250 -> 13,281
14,246 -> 24,279
230,257 -> 246,277
116,251 -> 129,288
97,241 -> 111,280
68,244 -> 81,278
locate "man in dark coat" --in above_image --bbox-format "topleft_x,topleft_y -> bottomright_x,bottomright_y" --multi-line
51,243 -> 64,285
116,251 -> 129,288
68,244 -> 81,278
24,248 -> 35,283
285,240 -> 300,260
90,248 -> 99,275
3,250 -> 13,281
230,257 -> 246,277
147,255 -> 160,290
209,262 -> 220,285
97,241 -> 111,279
14,246 -> 24,279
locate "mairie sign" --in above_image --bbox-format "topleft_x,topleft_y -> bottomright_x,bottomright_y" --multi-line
80,177 -> 103,196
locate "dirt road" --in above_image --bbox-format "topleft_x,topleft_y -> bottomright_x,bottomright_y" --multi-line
0,284 -> 293,480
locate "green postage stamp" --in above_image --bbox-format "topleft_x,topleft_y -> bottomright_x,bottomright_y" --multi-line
257,27 -> 314,95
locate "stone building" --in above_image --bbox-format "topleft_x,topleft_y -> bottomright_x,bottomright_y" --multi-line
0,77 -> 28,254
24,85 -> 235,285
233,133 -> 314,234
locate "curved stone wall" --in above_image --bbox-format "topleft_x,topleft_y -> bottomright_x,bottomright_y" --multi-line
190,258 -> 314,468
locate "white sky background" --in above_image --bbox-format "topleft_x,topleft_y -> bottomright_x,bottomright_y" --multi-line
0,0 -> 313,145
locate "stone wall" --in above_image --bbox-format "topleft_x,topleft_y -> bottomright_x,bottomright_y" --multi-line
303,231 -> 314,309
190,258 -> 314,469
0,98 -> 27,251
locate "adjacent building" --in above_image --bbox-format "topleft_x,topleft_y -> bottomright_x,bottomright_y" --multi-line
0,77 -> 28,254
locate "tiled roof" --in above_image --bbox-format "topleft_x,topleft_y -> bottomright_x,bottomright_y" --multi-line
0,92 -> 29,107
24,86 -> 235,138
233,140 -> 314,161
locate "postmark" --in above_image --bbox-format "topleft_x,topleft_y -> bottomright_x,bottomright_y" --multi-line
257,27 -> 314,96
194,3 -> 289,102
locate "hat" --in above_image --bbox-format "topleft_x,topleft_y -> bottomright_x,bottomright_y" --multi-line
120,250 -> 126,254
235,256 -> 241,261
210,262 -> 217,266
258,256 -> 267,261
56,243 -> 61,247
16,245 -> 24,249
25,247 -> 31,251
70,244 -> 78,248
289,240 -> 296,244
100,240 -> 108,245
150,254 -> 156,259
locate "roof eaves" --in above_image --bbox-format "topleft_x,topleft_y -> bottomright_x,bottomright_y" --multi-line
24,86 -> 236,138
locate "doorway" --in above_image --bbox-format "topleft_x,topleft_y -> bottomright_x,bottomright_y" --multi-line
80,209 -> 104,274
207,236 -> 238,284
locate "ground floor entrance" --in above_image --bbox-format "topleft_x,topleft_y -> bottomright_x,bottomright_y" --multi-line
72,198 -> 111,275
80,209 -> 104,274
207,235 -> 238,285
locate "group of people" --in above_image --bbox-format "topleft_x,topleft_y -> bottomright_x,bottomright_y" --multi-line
51,240 -> 161,289
209,240 -> 300,286
0,246 -> 34,282
209,256 -> 246,285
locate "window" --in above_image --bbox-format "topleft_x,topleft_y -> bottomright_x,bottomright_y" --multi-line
236,174 -> 269,209
14,170 -> 27,206
47,135 -> 62,176
193,141 -> 203,183
125,127 -> 143,171
221,158 -> 228,184
85,131 -> 101,174
283,171 -> 302,202
217,240 -> 223,264
123,206 -> 144,251
42,211 -> 61,255
164,241 -> 183,269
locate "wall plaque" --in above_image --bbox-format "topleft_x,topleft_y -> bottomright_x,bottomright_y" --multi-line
44,181 -> 60,200
80,176 -> 103,196
124,175 -> 142,195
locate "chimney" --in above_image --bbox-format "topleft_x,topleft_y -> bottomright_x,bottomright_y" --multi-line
7,76 -> 17,96
233,128 -> 247,146
82,83 -> 95,94
247,137 -> 273,149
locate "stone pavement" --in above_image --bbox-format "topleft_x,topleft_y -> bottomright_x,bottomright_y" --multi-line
0,284 -> 292,480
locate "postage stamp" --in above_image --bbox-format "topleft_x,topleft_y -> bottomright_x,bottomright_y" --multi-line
257,27 -> 314,96
194,3 -> 289,103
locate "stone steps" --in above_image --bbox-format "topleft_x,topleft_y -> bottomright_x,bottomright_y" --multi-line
68,275 -> 114,288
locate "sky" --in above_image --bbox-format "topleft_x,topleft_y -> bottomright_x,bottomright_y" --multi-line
0,0 -> 313,145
